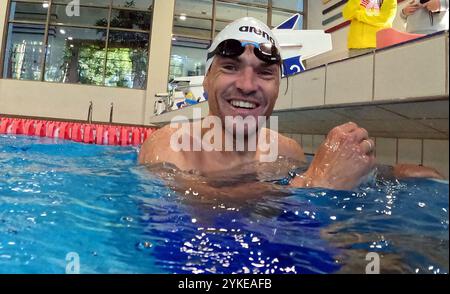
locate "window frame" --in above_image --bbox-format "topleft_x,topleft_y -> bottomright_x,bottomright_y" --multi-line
172,0 -> 306,43
169,0 -> 306,80
1,0 -> 154,90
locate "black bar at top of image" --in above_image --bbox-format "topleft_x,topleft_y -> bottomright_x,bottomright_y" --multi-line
323,0 -> 349,15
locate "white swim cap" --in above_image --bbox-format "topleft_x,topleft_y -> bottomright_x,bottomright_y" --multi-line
205,17 -> 281,73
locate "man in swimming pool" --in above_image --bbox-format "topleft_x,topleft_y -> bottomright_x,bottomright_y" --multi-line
139,17 -> 441,191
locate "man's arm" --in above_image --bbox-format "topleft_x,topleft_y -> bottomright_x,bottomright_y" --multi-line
354,0 -> 397,27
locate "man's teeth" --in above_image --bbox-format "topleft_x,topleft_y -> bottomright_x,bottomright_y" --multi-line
230,100 -> 257,109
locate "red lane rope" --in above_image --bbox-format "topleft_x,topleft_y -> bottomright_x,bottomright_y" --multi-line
0,116 -> 156,146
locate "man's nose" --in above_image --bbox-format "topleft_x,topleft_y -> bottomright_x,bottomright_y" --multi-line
235,67 -> 258,95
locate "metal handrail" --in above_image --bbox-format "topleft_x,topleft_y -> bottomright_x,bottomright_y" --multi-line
109,103 -> 114,124
87,101 -> 93,124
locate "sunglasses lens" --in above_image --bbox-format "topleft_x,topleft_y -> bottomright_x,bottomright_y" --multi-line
255,43 -> 280,63
217,39 -> 244,57
210,39 -> 280,64
259,43 -> 273,56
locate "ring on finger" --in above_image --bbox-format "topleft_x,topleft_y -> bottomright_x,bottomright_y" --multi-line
363,139 -> 373,153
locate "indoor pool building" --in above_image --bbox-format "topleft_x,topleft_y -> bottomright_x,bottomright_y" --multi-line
0,0 -> 448,275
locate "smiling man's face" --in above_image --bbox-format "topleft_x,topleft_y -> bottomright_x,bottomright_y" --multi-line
203,45 -> 280,130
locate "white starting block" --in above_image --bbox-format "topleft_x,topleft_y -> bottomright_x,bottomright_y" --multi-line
274,29 -> 332,61
272,13 -> 333,76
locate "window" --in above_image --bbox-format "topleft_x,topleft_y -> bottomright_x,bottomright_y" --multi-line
271,9 -> 303,29
44,26 -> 107,85
272,0 -> 303,11
54,0 -> 109,7
169,0 -> 305,81
3,23 -> 46,81
271,0 -> 304,29
50,4 -> 109,27
169,36 -> 209,80
2,0 -> 153,89
170,0 -> 213,80
112,0 -> 153,10
216,1 -> 268,27
105,31 -> 149,88
8,1 -> 49,22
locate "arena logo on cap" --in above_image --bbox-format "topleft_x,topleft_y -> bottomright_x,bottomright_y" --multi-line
238,26 -> 275,45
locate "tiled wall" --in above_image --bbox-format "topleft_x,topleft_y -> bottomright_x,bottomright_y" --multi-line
282,133 -> 449,180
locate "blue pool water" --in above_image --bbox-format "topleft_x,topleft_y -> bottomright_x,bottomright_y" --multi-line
0,135 -> 448,274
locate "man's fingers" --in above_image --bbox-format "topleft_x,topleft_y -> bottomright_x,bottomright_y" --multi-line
353,127 -> 369,142
360,139 -> 375,155
328,122 -> 357,139
340,122 -> 359,133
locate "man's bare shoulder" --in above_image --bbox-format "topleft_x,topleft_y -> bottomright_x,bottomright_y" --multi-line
263,128 -> 306,162
138,125 -> 179,165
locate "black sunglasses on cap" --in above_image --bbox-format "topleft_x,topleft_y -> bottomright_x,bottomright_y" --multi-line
207,39 -> 281,65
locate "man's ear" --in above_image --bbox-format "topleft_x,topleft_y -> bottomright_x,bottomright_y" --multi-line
202,73 -> 209,91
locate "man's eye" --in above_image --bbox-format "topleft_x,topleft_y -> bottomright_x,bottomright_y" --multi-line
222,64 -> 238,71
260,69 -> 275,76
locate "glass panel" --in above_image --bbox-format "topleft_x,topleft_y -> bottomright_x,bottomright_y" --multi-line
214,20 -> 231,37
110,9 -> 152,30
216,2 -> 268,24
272,0 -> 303,12
233,0 -> 268,6
169,37 -> 209,80
3,23 -> 46,81
175,0 -> 213,19
272,9 -> 303,29
50,4 -> 109,27
105,31 -> 149,89
9,1 -> 49,22
13,0 -> 46,3
173,17 -> 211,39
52,0 -> 110,7
44,26 -> 107,85
112,0 -> 154,10
6,1 -> 152,89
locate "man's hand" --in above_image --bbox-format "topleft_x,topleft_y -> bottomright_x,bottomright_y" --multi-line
423,0 -> 442,12
402,1 -> 422,16
293,122 -> 375,190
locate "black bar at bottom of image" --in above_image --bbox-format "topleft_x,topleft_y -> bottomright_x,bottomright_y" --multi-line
0,274 -> 448,292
